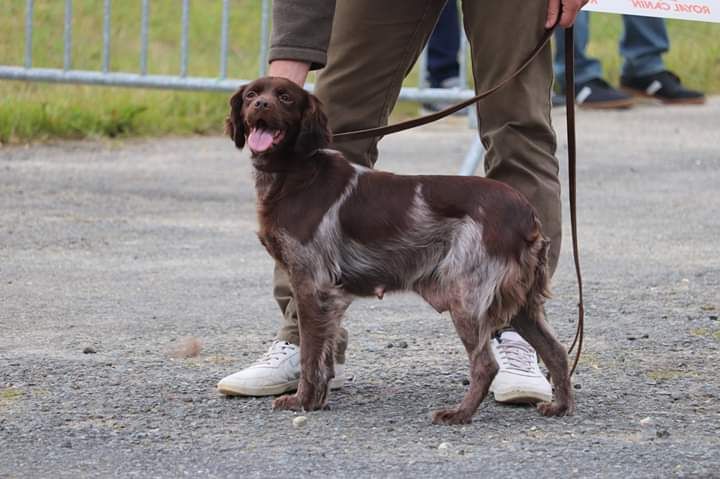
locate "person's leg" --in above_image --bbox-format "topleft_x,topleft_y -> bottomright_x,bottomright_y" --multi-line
426,1 -> 461,88
619,15 -> 668,78
463,0 -> 561,274
276,0 -> 447,343
553,10 -> 602,89
461,0 -> 558,403
314,0 -> 447,167
217,0 -> 450,397
277,0 -> 447,332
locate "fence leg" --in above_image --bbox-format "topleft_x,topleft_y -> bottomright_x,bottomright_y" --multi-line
458,137 -> 484,176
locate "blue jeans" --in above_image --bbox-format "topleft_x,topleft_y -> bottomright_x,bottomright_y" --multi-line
554,11 -> 669,89
426,1 -> 460,87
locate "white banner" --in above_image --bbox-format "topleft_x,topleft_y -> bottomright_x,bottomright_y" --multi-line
584,0 -> 720,23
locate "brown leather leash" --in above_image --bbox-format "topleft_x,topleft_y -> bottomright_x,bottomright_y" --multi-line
562,27 -> 585,377
332,24 -> 585,377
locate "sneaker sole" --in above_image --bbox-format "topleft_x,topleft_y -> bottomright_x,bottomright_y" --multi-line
578,98 -> 634,110
217,376 -> 347,397
621,87 -> 706,105
492,388 -> 553,404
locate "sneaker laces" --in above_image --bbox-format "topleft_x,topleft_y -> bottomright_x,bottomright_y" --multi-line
495,338 -> 539,373
253,340 -> 297,366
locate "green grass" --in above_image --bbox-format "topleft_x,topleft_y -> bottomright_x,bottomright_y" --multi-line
0,0 -> 262,143
1,5 -> 719,144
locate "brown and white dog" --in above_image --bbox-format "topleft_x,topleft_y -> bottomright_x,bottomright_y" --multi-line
226,77 -> 574,424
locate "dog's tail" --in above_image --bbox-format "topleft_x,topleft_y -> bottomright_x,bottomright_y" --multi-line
486,221 -> 550,328
525,231 -> 551,320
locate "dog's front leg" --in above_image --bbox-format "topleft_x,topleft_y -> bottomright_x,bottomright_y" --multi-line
272,277 -> 345,412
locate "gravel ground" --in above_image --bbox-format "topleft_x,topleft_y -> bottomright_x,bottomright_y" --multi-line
1,99 -> 719,478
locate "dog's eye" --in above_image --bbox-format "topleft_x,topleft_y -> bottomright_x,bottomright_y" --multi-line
279,93 -> 292,103
245,91 -> 257,100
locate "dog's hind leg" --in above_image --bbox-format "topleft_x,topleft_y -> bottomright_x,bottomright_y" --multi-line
432,307 -> 498,425
511,308 -> 575,417
273,277 -> 350,412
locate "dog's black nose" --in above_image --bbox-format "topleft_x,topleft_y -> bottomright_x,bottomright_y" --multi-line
254,98 -> 270,110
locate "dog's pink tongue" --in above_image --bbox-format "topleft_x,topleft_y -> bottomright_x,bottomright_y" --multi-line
248,128 -> 274,152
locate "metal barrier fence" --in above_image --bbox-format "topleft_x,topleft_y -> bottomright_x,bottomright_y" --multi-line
0,0 -> 484,173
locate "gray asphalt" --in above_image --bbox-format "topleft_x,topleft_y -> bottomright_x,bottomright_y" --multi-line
1,98 -> 719,478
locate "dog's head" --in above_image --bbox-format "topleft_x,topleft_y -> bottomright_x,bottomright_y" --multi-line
226,77 -> 330,166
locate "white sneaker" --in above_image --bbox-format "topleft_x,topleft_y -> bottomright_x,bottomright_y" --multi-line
217,340 -> 347,396
489,331 -> 553,404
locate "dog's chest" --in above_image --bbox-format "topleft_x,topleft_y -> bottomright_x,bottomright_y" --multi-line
256,200 -> 325,267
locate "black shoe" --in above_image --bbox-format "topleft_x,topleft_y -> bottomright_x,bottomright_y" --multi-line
620,70 -> 706,105
572,78 -> 634,109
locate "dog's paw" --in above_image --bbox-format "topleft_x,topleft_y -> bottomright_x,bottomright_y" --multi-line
537,400 -> 575,417
431,408 -> 473,425
272,394 -> 302,412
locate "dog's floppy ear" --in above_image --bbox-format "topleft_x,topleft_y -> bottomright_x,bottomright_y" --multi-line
294,93 -> 330,155
226,85 -> 246,149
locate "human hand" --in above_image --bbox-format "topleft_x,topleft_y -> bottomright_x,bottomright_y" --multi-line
545,0 -> 589,28
267,60 -> 310,86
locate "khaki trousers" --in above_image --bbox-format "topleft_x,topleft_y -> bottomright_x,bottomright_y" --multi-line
274,0 -> 561,363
